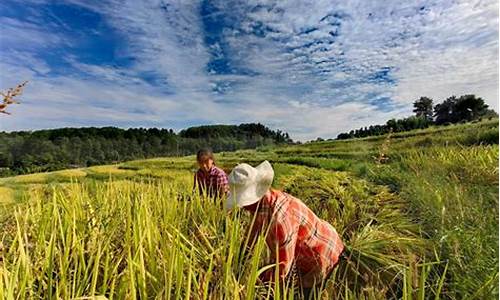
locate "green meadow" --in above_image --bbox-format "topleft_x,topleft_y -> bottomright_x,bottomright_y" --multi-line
0,119 -> 498,299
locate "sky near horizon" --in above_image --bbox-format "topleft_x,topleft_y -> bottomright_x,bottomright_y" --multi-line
0,0 -> 498,141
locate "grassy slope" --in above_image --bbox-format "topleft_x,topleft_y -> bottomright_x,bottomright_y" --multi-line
0,119 -> 498,299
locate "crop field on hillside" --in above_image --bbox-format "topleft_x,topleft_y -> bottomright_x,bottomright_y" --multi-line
0,120 -> 498,299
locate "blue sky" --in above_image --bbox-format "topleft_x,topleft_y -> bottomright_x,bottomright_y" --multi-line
0,0 -> 498,140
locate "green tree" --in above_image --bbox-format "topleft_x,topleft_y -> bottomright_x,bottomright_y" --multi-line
413,97 -> 434,121
434,95 -> 490,125
454,95 -> 489,122
0,124 -> 293,176
434,96 -> 457,125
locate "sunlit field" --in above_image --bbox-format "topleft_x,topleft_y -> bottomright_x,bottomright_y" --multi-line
0,120 -> 498,299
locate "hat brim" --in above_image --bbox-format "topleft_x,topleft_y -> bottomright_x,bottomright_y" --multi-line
226,183 -> 267,210
225,161 -> 274,210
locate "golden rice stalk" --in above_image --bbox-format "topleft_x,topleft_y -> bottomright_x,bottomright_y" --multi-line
0,80 -> 28,115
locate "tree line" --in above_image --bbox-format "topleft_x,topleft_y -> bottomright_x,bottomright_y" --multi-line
337,95 -> 497,140
0,123 -> 293,176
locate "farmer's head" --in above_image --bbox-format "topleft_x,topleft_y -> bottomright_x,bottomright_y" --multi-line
197,148 -> 214,172
225,161 -> 274,211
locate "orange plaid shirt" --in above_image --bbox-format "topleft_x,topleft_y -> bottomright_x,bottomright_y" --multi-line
249,190 -> 344,287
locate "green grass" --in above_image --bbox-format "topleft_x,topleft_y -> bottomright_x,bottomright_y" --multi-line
281,157 -> 351,171
0,167 -> 427,299
365,145 -> 499,298
0,119 -> 498,299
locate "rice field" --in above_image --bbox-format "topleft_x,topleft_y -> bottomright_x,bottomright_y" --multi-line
0,187 -> 14,204
0,120 -> 498,299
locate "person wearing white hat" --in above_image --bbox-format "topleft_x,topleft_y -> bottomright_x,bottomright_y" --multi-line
226,161 -> 345,299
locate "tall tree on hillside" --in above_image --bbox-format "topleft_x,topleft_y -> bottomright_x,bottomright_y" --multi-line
413,96 -> 434,121
434,96 -> 457,125
386,119 -> 397,131
434,95 -> 490,125
454,94 -> 489,122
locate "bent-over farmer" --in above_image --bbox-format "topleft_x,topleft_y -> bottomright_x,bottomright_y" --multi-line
193,148 -> 229,199
226,161 -> 344,299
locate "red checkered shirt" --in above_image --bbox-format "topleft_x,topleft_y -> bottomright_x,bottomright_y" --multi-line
249,190 -> 344,287
193,165 -> 229,198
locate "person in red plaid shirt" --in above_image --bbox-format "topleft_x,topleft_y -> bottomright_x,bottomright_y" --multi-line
193,148 -> 229,199
226,161 -> 344,299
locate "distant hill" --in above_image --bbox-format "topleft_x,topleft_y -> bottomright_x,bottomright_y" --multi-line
0,123 -> 292,176
179,123 -> 291,141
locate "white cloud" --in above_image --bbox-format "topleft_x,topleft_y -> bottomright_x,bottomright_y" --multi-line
0,0 -> 497,140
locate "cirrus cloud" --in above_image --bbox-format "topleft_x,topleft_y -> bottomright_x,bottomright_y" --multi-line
0,0 -> 497,140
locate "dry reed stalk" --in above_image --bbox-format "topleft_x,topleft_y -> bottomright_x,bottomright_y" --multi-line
0,81 -> 28,115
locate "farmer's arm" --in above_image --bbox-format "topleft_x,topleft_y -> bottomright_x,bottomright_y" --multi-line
260,218 -> 298,282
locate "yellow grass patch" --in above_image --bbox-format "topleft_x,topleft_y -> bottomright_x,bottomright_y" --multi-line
52,169 -> 87,178
11,172 -> 50,184
136,168 -> 177,178
87,165 -> 136,176
57,182 -> 81,189
0,187 -> 14,203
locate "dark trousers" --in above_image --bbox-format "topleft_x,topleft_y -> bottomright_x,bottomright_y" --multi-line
301,251 -> 347,299
301,275 -> 331,300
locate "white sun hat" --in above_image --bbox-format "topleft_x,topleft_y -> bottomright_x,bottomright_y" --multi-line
225,160 -> 274,210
